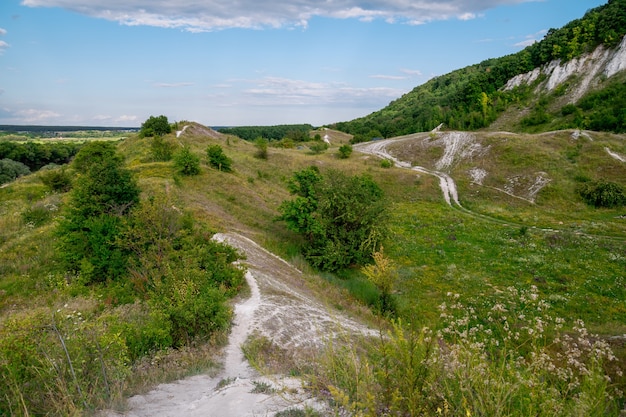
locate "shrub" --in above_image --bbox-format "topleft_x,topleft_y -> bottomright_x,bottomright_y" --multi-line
56,142 -> 140,283
308,142 -> 328,154
254,137 -> 269,160
0,158 -> 30,185
39,167 -> 72,192
150,135 -> 175,161
380,159 -> 393,168
173,146 -> 201,176
337,144 -> 353,159
278,167 -> 387,271
206,144 -> 233,172
577,180 -> 626,208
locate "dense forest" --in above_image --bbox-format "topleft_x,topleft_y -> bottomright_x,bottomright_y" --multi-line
0,141 -> 82,184
217,124 -> 314,141
332,0 -> 626,139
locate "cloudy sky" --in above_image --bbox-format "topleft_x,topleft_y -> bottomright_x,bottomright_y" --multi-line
0,0 -> 606,127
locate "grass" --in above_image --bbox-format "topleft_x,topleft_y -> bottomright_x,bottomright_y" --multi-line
1,124 -> 625,414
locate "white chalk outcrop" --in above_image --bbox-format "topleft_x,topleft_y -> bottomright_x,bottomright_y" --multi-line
504,35 -> 626,102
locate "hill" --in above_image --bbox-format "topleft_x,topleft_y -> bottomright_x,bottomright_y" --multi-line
1,118 -> 625,414
331,0 -> 626,139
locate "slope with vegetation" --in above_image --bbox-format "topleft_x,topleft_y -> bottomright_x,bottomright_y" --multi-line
1,114 -> 625,414
2,1 -> 626,410
332,0 -> 626,139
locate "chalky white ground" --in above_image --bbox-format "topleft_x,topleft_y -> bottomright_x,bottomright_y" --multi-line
102,232 -> 374,417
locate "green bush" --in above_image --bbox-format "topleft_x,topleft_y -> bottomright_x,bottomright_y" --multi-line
206,144 -> 233,172
173,146 -> 201,176
150,135 -> 175,161
577,180 -> 626,208
337,144 -> 353,159
56,142 -> 140,283
308,142 -> 328,154
278,167 -> 387,271
254,137 -> 269,160
380,159 -> 393,168
39,167 -> 72,192
0,158 -> 30,185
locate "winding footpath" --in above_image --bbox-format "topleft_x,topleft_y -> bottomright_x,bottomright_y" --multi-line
102,232 -> 373,417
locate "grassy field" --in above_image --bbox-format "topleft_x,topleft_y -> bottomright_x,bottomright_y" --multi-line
1,123 -> 624,413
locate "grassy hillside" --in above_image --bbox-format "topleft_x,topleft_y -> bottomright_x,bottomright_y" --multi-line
1,123 -> 625,414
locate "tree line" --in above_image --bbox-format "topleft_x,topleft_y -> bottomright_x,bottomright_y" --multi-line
218,124 -> 314,142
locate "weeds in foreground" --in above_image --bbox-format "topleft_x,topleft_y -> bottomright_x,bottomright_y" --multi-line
316,286 -> 623,416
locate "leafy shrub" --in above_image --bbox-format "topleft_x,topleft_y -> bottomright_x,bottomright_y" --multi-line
308,142 -> 328,154
0,158 -> 30,185
254,137 -> 269,160
380,159 -> 393,168
278,167 -> 387,271
39,167 -> 72,192
150,135 -> 175,161
577,180 -> 626,208
21,201 -> 55,227
57,142 -> 140,283
206,144 -> 233,172
173,146 -> 201,176
337,144 -> 353,159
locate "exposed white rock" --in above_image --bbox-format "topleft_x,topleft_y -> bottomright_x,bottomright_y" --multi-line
503,35 -> 626,102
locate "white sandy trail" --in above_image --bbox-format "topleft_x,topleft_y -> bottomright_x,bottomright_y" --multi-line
101,232 -> 374,417
355,138 -> 461,207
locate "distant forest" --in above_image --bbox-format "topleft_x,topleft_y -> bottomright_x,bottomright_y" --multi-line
0,125 -> 139,133
333,0 -> 626,139
217,124 -> 314,141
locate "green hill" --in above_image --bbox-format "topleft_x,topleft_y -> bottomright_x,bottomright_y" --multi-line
331,0 -> 626,139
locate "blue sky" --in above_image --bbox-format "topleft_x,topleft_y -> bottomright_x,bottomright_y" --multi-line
0,0 -> 607,127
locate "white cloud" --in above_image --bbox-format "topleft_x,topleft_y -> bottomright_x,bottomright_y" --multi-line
514,39 -> 537,47
513,29 -> 547,48
400,68 -> 423,76
0,40 -> 10,54
22,0 -> 535,32
115,114 -> 139,123
0,28 -> 7,36
15,108 -> 62,122
240,76 -> 403,107
370,74 -> 407,80
154,82 -> 194,88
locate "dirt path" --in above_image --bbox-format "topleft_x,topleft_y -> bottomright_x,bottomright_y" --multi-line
355,137 -> 461,206
102,232 -> 373,417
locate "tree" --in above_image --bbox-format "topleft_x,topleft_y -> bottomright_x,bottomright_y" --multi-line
56,142 -> 140,283
140,115 -> 172,137
206,144 -> 233,172
173,146 -> 200,176
278,167 -> 387,271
